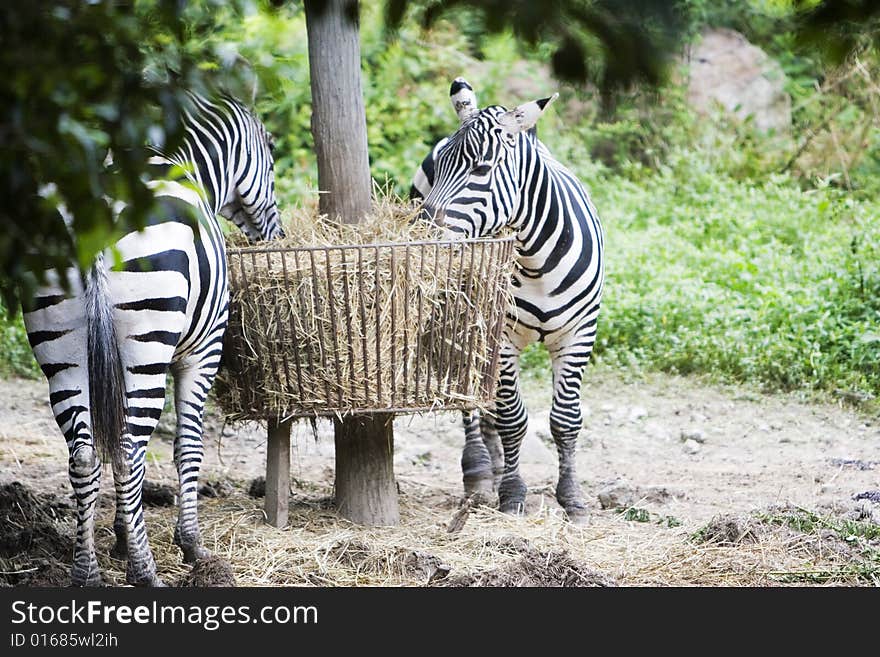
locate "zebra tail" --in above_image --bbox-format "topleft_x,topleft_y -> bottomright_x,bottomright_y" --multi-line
85,255 -> 127,471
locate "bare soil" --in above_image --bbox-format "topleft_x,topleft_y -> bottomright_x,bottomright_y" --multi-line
1,371 -> 878,586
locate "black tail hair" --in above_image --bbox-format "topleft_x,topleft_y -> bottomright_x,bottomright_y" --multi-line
85,256 -> 127,471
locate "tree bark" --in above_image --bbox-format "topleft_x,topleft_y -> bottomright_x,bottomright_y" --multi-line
333,414 -> 399,525
305,0 -> 399,526
305,0 -> 372,224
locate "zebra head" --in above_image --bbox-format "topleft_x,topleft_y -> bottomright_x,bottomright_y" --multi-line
216,99 -> 285,242
420,80 -> 558,237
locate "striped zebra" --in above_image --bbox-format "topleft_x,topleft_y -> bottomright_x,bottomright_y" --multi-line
412,78 -> 605,521
22,94 -> 283,586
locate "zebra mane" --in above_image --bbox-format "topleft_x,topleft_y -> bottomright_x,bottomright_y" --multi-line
451,105 -> 538,143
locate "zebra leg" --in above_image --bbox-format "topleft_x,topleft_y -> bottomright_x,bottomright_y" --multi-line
495,345 -> 529,515
110,495 -> 127,560
24,277 -> 104,586
479,412 -> 504,492
112,441 -> 164,587
548,339 -> 591,522
68,441 -> 104,586
111,371 -> 169,587
461,410 -> 495,503
170,358 -> 217,563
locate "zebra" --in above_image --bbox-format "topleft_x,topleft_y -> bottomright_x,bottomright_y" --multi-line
412,78 -> 605,522
22,93 -> 283,586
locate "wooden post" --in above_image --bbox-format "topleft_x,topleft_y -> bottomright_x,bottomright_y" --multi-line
305,0 -> 400,526
264,417 -> 292,527
333,413 -> 399,526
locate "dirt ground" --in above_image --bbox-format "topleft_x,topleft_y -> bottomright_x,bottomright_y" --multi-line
1,371 -> 878,587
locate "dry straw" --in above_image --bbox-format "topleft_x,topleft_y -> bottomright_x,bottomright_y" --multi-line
214,194 -> 516,421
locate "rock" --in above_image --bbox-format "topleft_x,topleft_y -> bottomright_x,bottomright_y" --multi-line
680,429 -> 706,444
850,500 -> 880,525
853,490 -> 880,504
628,406 -> 647,422
642,486 -> 683,504
597,479 -> 638,510
687,28 -> 791,133
682,439 -> 701,455
596,479 -> 681,510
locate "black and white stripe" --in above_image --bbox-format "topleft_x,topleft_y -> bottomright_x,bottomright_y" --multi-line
414,78 -> 605,520
23,94 -> 283,586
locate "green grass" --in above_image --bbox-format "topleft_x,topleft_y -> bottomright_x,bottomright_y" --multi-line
756,506 -> 880,583
515,155 -> 880,401
758,507 -> 880,542
580,159 -> 880,399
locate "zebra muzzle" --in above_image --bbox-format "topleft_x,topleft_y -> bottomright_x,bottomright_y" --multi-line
421,205 -> 446,226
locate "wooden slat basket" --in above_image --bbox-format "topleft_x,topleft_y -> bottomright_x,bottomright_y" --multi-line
215,236 -> 516,421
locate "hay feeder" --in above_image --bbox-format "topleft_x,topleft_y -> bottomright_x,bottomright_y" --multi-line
217,235 -> 516,527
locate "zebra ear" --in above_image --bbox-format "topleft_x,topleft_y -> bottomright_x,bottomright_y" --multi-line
498,93 -> 559,135
450,77 -> 478,122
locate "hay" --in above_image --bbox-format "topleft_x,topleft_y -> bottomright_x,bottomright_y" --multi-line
215,196 -> 516,421
6,478 -> 879,587
132,490 -> 875,587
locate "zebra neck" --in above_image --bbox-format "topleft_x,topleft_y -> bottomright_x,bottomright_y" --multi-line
511,151 -> 578,268
510,140 -> 552,237
146,155 -> 224,241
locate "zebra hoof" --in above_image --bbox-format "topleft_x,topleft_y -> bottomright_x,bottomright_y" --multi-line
71,568 -> 104,588
126,561 -> 165,587
498,474 -> 527,515
466,489 -> 497,508
564,506 -> 590,525
126,572 -> 167,588
463,474 -> 495,503
109,540 -> 128,560
499,499 -> 525,515
181,544 -> 212,565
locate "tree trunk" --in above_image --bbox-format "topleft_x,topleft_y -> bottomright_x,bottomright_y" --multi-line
333,414 -> 399,525
305,0 -> 371,224
305,0 -> 399,526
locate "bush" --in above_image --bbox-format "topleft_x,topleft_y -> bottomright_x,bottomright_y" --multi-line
590,165 -> 880,397
0,305 -> 39,379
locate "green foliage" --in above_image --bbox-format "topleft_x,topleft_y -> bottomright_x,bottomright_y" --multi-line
0,0 -> 252,309
386,0 -> 689,97
519,343 -> 551,382
0,304 -> 39,379
589,158 -> 880,398
759,507 -> 880,541
4,0 -> 880,406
